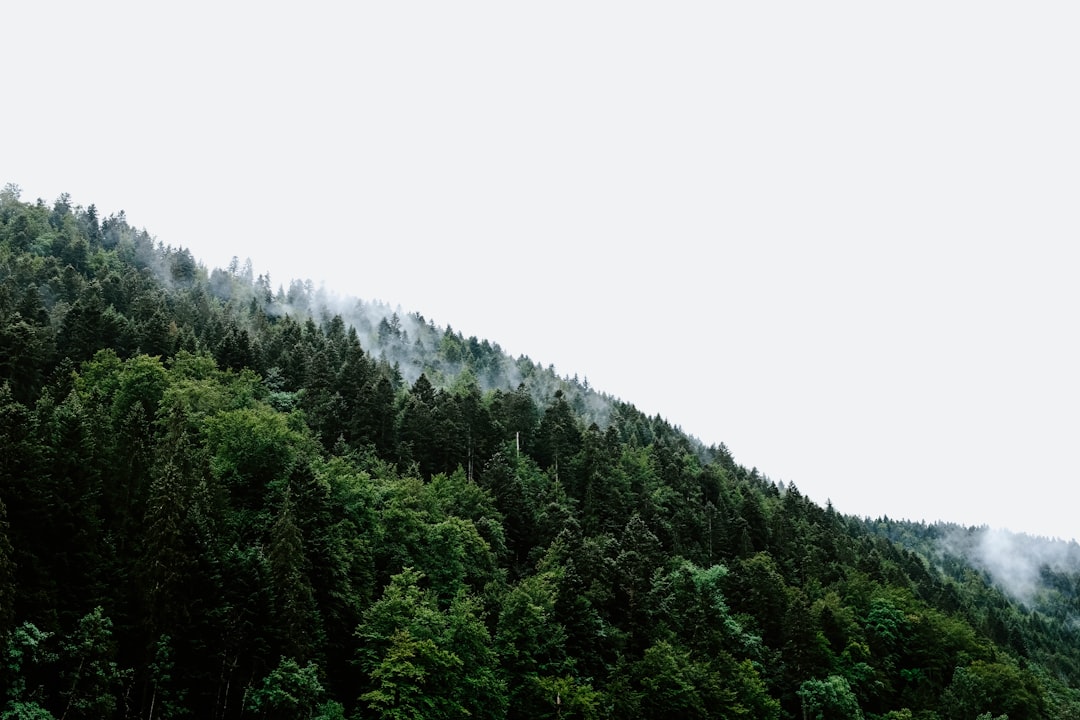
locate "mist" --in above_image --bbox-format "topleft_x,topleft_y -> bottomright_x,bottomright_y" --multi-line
939,525 -> 1080,605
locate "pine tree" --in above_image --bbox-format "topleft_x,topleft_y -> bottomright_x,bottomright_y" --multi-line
268,489 -> 318,662
0,494 -> 15,637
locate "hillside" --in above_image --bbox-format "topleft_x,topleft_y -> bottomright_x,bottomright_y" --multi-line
2,186 -> 1079,719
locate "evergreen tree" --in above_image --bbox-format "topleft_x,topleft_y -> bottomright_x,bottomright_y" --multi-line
0,495 -> 15,638
267,489 -> 319,662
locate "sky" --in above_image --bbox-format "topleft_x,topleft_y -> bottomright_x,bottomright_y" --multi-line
6,3 -> 1080,540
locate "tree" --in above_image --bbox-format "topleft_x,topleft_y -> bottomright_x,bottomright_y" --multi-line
535,391 -> 581,479
726,552 -> 789,650
245,656 -> 342,720
495,572 -> 569,718
356,568 -> 506,720
145,635 -> 185,720
140,452 -> 199,638
0,386 -> 48,624
649,560 -> 745,658
2,623 -> 56,717
613,515 -> 663,649
397,374 -> 440,477
362,628 -> 462,720
37,390 -> 108,624
0,318 -> 47,405
490,383 -> 537,454
940,660 -> 1045,720
57,607 -> 124,720
618,640 -> 728,720
0,495 -> 14,637
267,489 -> 319,661
480,451 -> 542,572
57,283 -> 120,363
797,675 -> 864,720
533,675 -> 603,720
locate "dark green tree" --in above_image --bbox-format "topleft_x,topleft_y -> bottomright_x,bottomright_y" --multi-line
940,660 -> 1046,720
268,489 -> 320,661
495,571 -> 569,718
535,391 -> 581,480
0,495 -> 14,637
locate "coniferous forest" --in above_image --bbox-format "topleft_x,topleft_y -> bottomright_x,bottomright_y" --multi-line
3,185 -> 1080,719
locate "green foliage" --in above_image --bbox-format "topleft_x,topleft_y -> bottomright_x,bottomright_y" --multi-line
2,623 -> 56,711
1,702 -> 56,720
532,675 -> 603,720
246,656 -> 336,720
57,606 -> 124,720
356,569 -> 506,720
495,571 -> 569,717
940,660 -> 1045,720
0,494 -> 14,635
3,188 -> 1080,719
616,639 -> 775,720
798,675 -> 864,720
146,634 -> 186,720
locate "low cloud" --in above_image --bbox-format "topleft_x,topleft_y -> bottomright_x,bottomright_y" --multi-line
939,526 -> 1080,604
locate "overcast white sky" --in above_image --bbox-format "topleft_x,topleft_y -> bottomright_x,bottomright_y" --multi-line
6,3 -> 1080,540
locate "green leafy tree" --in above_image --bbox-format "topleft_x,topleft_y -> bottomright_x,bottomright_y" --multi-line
57,283 -> 121,363
245,656 -> 342,720
362,628 -> 462,720
145,634 -> 186,720
0,318 -> 47,405
940,661 -> 1045,720
726,551 -> 790,647
2,623 -> 56,716
490,383 -> 537,453
495,571 -> 569,718
1,702 -> 57,719
533,675 -> 603,720
356,568 -> 506,720
797,675 -> 864,720
57,606 -> 124,720
480,450 -> 543,572
617,640 -> 728,720
37,390 -> 107,624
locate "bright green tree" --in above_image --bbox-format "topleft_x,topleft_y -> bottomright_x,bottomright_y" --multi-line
57,607 -> 124,720
356,568 -> 506,720
2,623 -> 56,717
797,675 -> 864,720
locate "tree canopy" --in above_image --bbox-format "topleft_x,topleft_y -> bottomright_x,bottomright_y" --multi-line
2,189 -> 1080,718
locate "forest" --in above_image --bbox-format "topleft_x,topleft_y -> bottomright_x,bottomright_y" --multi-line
2,183 -> 1080,719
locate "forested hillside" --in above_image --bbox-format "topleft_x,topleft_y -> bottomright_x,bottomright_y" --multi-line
2,185 -> 1079,719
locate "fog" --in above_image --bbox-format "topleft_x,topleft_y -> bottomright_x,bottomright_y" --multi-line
6,3 -> 1080,539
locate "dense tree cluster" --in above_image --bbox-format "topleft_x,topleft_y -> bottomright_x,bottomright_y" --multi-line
2,185 -> 1079,718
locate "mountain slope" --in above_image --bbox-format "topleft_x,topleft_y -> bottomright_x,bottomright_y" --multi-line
1,187 -> 1078,719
